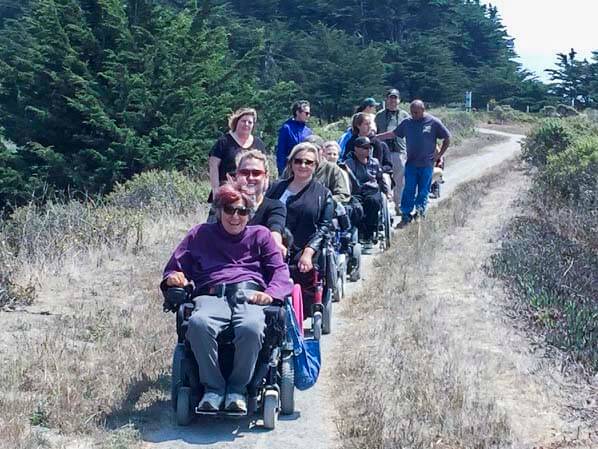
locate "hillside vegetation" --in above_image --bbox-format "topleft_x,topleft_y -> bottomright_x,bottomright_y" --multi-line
0,0 -> 541,209
491,117 -> 598,373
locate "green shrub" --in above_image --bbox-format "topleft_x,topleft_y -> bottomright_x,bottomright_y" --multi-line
431,108 -> 477,142
585,109 -> 598,122
556,104 -> 579,117
522,119 -> 577,166
107,170 -> 209,213
539,105 -> 558,117
493,117 -> 598,373
540,134 -> 598,202
489,105 -> 536,123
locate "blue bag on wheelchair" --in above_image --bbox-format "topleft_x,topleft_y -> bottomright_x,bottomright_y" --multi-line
285,300 -> 321,390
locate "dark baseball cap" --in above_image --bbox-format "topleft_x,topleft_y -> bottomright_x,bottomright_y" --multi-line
386,88 -> 400,98
361,97 -> 380,108
354,136 -> 372,148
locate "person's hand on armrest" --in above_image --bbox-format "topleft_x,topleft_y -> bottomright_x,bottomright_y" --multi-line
298,247 -> 315,273
250,291 -> 273,305
166,271 -> 189,288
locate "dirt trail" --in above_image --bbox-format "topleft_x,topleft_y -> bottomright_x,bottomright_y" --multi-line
423,165 -> 595,447
140,128 -> 535,449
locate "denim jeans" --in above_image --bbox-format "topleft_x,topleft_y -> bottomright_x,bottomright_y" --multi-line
400,164 -> 434,217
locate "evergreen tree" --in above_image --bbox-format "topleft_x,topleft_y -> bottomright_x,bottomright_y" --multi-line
546,49 -> 595,108
0,0 -> 266,206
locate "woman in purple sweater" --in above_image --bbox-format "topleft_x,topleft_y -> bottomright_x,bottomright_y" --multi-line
161,183 -> 292,414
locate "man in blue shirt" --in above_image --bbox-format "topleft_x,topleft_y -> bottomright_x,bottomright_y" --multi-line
377,100 -> 450,226
276,100 -> 312,175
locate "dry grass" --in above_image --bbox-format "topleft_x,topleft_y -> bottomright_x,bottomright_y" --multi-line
0,207 -> 205,448
334,168 -> 516,449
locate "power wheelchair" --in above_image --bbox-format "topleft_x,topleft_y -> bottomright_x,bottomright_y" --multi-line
332,201 -> 362,289
163,284 -> 296,430
286,233 -> 338,340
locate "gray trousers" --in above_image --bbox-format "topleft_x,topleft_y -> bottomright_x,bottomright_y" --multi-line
186,294 -> 266,396
390,151 -> 406,213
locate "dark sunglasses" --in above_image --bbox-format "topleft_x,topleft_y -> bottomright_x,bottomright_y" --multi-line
222,205 -> 251,217
302,110 -> 311,116
237,168 -> 265,178
293,158 -> 315,167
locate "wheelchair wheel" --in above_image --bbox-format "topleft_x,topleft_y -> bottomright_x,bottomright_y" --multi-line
171,344 -> 185,411
263,389 -> 279,429
338,254 -> 347,299
381,196 -> 392,250
349,243 -> 362,282
384,207 -> 392,250
339,254 -> 347,298
280,354 -> 295,415
322,289 -> 332,335
333,265 -> 342,303
176,386 -> 193,426
313,311 -> 322,340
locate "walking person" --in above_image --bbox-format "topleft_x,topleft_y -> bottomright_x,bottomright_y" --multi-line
276,100 -> 312,176
377,100 -> 450,226
375,89 -> 410,215
208,108 -> 266,199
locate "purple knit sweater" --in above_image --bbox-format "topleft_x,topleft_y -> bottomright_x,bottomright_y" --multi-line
162,222 -> 292,299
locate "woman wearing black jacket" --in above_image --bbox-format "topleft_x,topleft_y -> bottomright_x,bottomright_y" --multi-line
267,142 -> 334,272
267,143 -> 333,318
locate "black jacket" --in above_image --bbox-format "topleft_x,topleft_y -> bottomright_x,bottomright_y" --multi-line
266,178 -> 333,253
344,134 -> 393,173
248,197 -> 286,234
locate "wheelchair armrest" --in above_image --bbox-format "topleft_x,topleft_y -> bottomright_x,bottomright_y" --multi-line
282,228 -> 294,252
162,285 -> 193,313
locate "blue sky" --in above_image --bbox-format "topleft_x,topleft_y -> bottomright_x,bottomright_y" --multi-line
486,0 -> 598,81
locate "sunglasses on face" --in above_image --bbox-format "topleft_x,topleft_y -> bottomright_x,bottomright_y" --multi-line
302,110 -> 311,116
237,168 -> 265,178
222,205 -> 251,217
293,158 -> 315,167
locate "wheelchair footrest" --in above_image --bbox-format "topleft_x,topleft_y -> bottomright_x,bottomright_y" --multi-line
194,408 -> 248,418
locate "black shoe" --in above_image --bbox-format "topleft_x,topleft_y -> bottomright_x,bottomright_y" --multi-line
397,215 -> 411,229
414,209 -> 426,221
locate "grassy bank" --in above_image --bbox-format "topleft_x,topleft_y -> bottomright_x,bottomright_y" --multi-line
490,118 -> 597,373
0,171 -> 209,448
335,166 -> 517,449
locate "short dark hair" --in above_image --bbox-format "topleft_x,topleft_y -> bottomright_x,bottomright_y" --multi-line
292,100 -> 310,118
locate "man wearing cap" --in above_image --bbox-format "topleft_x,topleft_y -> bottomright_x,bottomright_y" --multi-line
377,100 -> 450,226
375,89 -> 410,215
338,98 -> 380,156
341,136 -> 388,248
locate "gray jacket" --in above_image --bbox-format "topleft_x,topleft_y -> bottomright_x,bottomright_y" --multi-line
375,108 -> 409,152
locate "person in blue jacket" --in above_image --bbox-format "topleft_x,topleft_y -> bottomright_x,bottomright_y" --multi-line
276,100 -> 312,175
